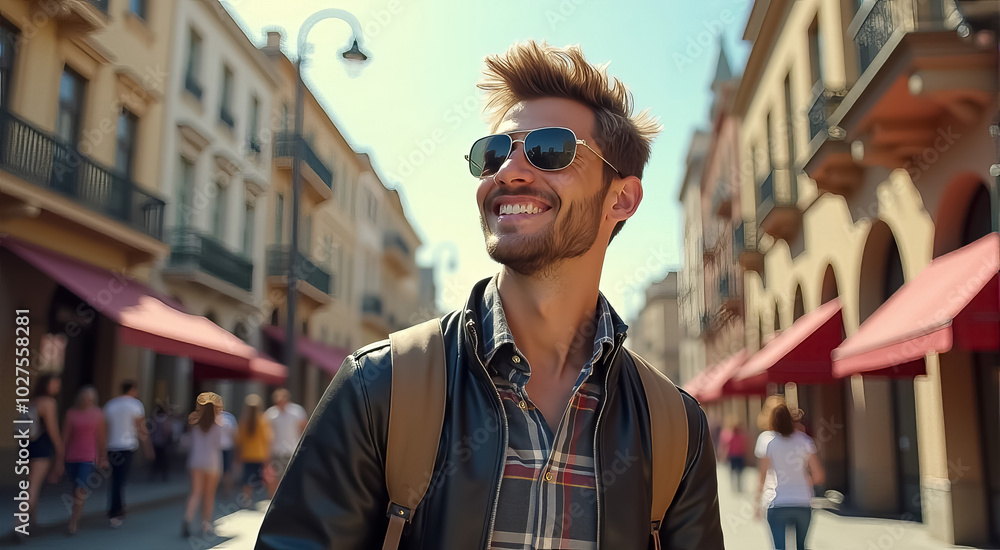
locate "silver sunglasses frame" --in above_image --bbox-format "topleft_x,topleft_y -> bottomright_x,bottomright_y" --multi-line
464,126 -> 623,178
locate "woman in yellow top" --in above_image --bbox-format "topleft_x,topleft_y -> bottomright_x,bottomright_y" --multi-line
236,394 -> 272,507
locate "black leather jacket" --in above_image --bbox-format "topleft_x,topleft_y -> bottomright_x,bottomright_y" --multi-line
256,279 -> 725,549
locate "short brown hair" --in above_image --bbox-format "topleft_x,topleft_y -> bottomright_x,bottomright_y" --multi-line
770,403 -> 795,437
479,40 -> 661,241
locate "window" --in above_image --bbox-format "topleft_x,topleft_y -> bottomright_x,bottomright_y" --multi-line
185,28 -> 202,99
275,193 -> 284,245
281,103 -> 289,132
219,64 -> 234,127
366,190 -> 378,222
0,22 -> 18,108
115,109 -> 138,177
129,0 -> 147,19
212,181 -> 227,240
248,95 -> 260,153
808,18 -> 822,85
784,75 -> 795,166
56,68 -> 85,146
243,200 -> 255,255
177,157 -> 195,227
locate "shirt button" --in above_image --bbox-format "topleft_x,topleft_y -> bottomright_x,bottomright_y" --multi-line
544,471 -> 553,482
512,355 -> 521,364
518,400 -> 527,410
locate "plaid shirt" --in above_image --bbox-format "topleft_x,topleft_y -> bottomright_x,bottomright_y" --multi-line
479,279 -> 618,550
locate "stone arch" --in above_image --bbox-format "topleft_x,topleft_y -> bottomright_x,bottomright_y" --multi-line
858,220 -> 896,323
821,264 -> 839,304
792,284 -> 805,322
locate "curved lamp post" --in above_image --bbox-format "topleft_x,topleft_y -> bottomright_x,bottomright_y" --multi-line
286,10 -> 370,395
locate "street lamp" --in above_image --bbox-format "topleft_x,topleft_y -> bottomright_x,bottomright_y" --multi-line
285,10 -> 370,397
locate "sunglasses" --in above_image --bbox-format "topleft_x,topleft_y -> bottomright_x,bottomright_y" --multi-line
465,126 -> 622,178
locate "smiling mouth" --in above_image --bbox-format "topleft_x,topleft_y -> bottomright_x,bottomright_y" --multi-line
493,202 -> 553,217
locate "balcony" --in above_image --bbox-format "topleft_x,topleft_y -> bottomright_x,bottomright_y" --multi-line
30,0 -> 109,32
167,228 -> 253,294
734,221 -> 764,273
807,0 -> 993,193
361,293 -> 390,335
0,109 -> 164,240
756,169 -> 800,242
382,231 -> 412,274
274,133 -> 333,203
807,84 -> 848,144
266,245 -> 334,306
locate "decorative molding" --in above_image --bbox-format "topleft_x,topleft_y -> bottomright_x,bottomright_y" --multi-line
178,122 -> 211,154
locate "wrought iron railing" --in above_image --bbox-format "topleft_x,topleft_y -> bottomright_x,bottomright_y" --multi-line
855,0 -> 895,74
0,109 -> 164,239
274,133 -> 333,190
266,245 -> 332,295
170,228 -> 253,291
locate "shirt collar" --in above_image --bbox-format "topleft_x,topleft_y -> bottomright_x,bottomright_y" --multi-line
478,276 -> 619,379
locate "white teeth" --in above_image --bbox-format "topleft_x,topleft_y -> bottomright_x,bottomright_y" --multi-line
500,203 -> 543,215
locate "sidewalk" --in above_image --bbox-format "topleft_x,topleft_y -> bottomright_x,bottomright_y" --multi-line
3,472 -> 188,535
718,465 -> 980,550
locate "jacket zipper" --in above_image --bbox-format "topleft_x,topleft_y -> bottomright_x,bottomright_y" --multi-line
466,321 -> 508,550
593,333 -> 626,549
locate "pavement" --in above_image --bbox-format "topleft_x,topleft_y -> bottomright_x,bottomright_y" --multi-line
4,463 -> 987,549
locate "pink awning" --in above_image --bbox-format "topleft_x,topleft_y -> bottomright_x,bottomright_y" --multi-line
700,350 -> 758,403
731,299 -> 843,389
833,233 -> 999,378
3,237 -> 285,383
262,325 -> 348,376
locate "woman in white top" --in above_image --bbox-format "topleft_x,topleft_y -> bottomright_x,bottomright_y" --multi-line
183,392 -> 224,538
755,401 -> 825,550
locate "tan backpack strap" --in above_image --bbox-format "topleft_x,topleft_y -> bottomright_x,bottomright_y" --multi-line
628,349 -> 688,548
382,319 -> 447,550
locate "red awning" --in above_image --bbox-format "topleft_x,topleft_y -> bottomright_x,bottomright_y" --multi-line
832,232 -> 999,378
2,237 -> 285,383
700,350 -> 759,403
262,325 -> 348,376
731,298 -> 843,389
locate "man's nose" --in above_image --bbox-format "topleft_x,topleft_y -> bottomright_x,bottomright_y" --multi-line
494,142 -> 535,186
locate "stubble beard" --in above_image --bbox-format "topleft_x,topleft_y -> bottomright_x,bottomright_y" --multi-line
481,185 -> 607,277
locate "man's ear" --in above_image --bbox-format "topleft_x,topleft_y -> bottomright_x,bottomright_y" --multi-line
607,176 -> 642,223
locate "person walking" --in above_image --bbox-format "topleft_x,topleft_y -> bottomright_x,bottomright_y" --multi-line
718,418 -> 748,493
103,380 -> 153,527
236,394 -> 271,508
148,399 -> 175,482
257,40 -> 724,549
61,386 -> 107,535
219,407 -> 238,498
262,388 -> 306,498
755,402 -> 825,550
182,392 -> 225,538
20,373 -> 64,537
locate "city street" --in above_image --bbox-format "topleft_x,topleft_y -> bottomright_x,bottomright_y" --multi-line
6,465 -> 982,549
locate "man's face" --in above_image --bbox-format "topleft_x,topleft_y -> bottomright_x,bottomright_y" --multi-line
476,98 -> 614,276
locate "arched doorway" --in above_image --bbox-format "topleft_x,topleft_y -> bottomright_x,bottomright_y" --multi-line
792,285 -> 805,322
856,220 -> 921,519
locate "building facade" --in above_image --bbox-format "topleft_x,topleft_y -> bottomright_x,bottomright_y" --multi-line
631,272 -> 682,383
686,0 -> 998,545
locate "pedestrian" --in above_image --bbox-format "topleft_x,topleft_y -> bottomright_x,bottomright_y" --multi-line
20,373 -> 64,537
61,385 -> 107,535
755,402 -> 825,550
236,394 -> 271,508
182,392 -> 225,538
103,380 -> 153,528
219,407 -> 238,497
718,417 -> 748,492
256,40 -> 724,549
148,399 -> 174,482
262,388 -> 306,498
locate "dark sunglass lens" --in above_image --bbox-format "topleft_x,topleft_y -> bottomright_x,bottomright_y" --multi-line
469,135 -> 511,177
524,128 -> 576,170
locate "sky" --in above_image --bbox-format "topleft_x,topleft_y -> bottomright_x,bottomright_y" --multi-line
222,0 -> 752,320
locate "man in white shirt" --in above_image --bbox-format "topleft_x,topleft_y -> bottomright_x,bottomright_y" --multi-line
103,380 -> 153,527
263,388 -> 306,498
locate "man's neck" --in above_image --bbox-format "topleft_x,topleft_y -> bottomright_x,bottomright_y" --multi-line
496,254 -> 607,380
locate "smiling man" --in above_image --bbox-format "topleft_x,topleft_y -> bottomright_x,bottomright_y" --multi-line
256,41 -> 724,550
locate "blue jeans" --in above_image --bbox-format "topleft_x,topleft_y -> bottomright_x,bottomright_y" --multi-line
107,450 -> 134,519
766,506 -> 812,550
